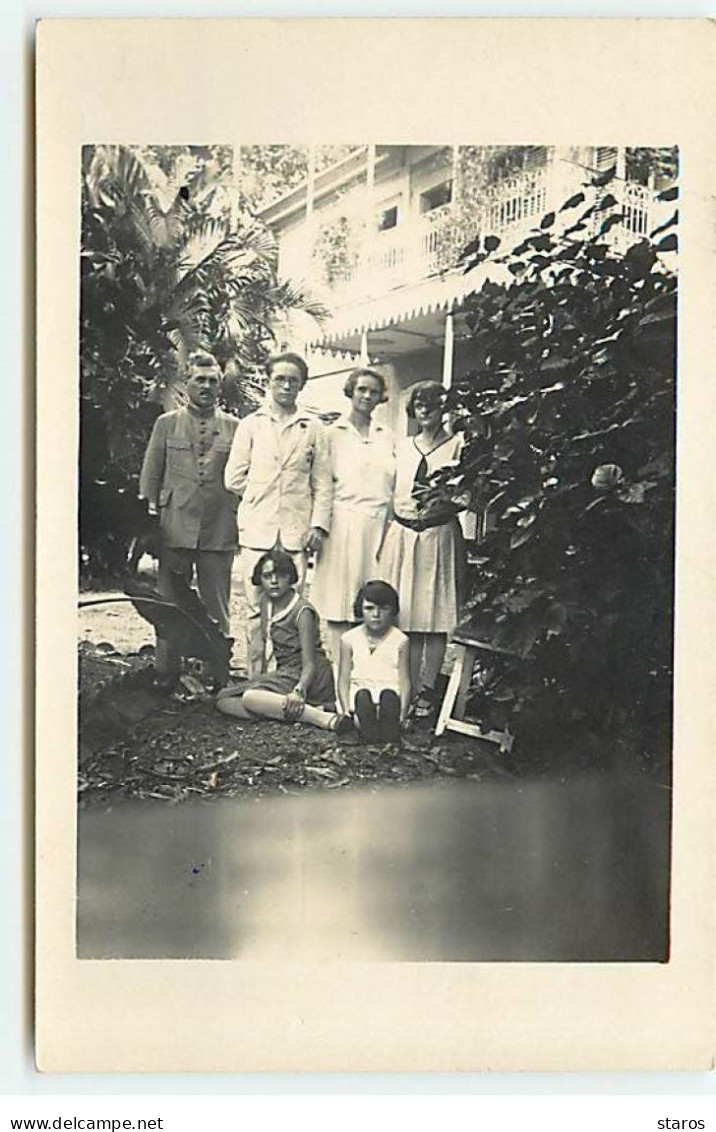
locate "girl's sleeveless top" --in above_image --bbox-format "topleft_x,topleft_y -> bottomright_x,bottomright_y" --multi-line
343,624 -> 406,706
260,593 -> 329,680
252,593 -> 333,706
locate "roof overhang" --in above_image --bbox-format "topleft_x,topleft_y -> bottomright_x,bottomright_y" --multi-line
307,261 -> 510,358
257,145 -> 448,230
258,147 -> 396,230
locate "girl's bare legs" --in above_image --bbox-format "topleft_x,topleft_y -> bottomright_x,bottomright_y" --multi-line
242,688 -> 340,730
422,632 -> 448,694
216,690 -> 253,719
408,634 -> 424,693
407,632 -> 447,706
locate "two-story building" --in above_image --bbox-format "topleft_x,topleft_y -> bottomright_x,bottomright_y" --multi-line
258,144 -> 674,429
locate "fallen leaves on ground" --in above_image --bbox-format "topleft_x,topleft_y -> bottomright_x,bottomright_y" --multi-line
78,643 -> 512,808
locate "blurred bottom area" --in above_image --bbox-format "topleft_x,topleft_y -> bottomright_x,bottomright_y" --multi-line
77,771 -> 669,962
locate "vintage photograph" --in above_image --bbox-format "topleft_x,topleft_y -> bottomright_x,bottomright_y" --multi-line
76,141 -> 678,963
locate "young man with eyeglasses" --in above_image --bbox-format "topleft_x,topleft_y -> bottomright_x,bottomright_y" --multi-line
224,351 -> 332,676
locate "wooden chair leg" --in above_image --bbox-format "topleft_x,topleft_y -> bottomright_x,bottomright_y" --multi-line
454,645 -> 477,720
498,729 -> 514,755
436,642 -> 515,755
435,646 -> 465,736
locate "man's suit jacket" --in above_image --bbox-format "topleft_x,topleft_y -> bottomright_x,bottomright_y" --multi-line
224,402 -> 332,552
139,406 -> 239,550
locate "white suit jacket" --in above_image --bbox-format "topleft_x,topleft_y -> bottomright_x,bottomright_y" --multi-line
224,401 -> 332,552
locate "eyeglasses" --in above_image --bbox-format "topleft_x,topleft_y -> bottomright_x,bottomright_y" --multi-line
270,376 -> 302,389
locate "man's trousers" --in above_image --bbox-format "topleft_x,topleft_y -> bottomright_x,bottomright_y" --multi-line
155,546 -> 235,678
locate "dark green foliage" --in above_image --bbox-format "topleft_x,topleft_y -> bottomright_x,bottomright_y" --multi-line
79,145 -> 326,577
312,215 -> 360,286
442,186 -> 677,761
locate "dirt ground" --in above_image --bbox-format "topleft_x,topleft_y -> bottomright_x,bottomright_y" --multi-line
80,558 -> 249,669
79,570 -> 647,809
78,576 -> 515,809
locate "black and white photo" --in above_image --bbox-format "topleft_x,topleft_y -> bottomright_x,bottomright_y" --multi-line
35,17 -> 715,1073
77,141 -> 678,964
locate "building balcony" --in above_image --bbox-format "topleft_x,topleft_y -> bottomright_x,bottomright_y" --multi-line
333,202 -> 457,299
305,166 -> 668,311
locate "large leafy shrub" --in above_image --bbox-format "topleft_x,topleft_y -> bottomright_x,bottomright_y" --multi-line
79,145 -> 325,577
442,176 -> 678,764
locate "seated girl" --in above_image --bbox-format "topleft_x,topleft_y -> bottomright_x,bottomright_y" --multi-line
337,580 -> 411,745
216,548 -> 349,733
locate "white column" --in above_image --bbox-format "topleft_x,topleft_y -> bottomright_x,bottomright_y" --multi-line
615,145 -> 627,182
303,146 -> 317,286
364,144 -> 376,280
547,145 -> 569,210
451,144 -> 460,205
360,329 -> 369,364
442,309 -> 455,389
366,143 -> 376,196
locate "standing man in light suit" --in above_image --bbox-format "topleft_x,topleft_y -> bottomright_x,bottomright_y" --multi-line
224,351 -> 332,676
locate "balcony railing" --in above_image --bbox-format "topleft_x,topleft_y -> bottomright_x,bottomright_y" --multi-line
485,169 -> 549,234
326,204 -> 458,300
617,181 -> 654,245
307,167 -> 668,305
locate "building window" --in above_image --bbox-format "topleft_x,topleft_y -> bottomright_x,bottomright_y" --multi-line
594,145 -> 617,170
377,204 -> 399,231
419,180 -> 453,214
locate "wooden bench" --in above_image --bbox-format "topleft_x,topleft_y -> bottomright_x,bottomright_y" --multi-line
434,632 -> 515,754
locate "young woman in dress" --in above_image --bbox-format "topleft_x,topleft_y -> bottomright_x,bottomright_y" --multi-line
310,367 -> 395,662
216,548 -> 350,733
378,380 -> 466,719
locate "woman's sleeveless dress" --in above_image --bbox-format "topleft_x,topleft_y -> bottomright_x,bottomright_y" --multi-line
241,592 -> 335,704
378,433 -> 464,634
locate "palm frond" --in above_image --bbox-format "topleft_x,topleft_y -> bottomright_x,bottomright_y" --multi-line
272,278 -> 331,322
227,292 -> 272,328
175,218 -> 232,282
222,309 -> 250,342
165,288 -> 211,352
128,198 -> 165,258
114,146 -> 151,200
165,193 -> 195,247
138,196 -> 171,249
233,220 -> 279,268
147,163 -> 181,214
85,146 -> 151,212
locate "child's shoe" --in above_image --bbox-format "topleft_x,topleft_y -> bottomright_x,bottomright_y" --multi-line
332,713 -> 356,738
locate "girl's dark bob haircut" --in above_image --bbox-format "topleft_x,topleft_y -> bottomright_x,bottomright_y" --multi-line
353,579 -> 400,620
251,548 -> 299,587
265,351 -> 309,388
405,379 -> 447,419
343,366 -> 388,402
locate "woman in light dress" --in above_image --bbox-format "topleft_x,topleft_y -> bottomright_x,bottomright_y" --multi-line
378,380 -> 466,718
310,367 -> 395,662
